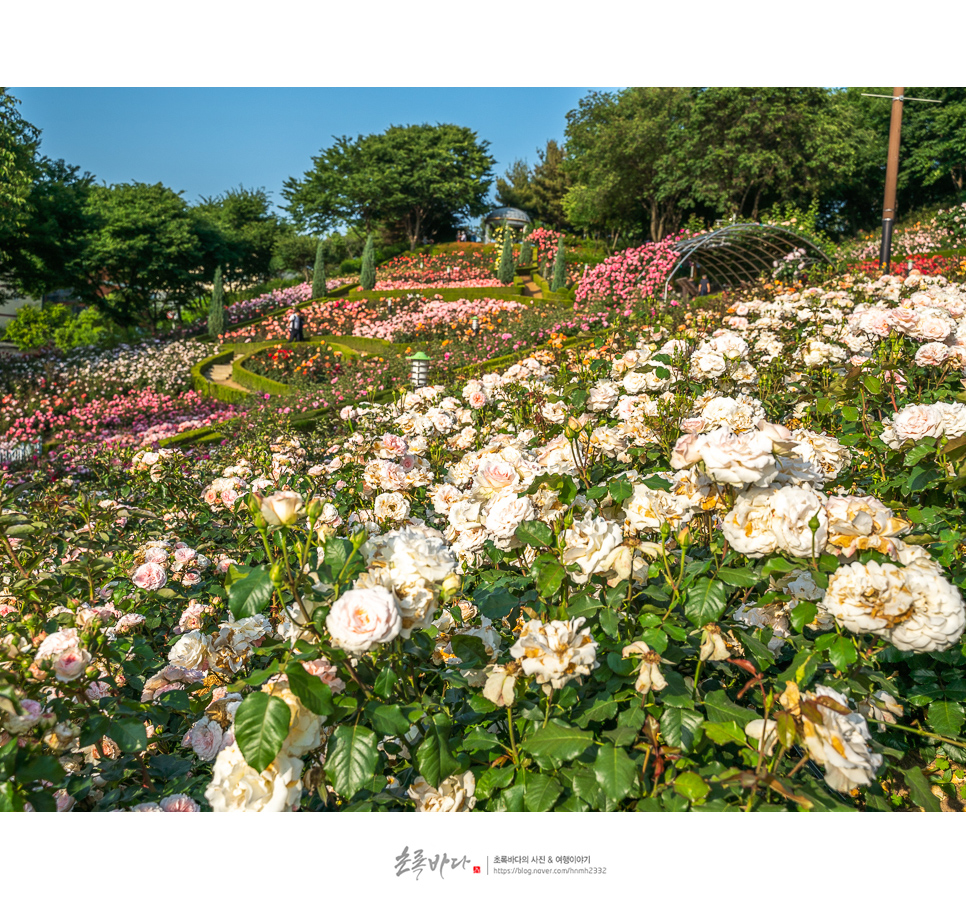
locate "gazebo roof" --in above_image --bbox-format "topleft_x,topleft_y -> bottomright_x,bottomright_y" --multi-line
484,207 -> 530,224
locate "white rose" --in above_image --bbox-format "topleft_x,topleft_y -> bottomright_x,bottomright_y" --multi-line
825,559 -> 966,652
204,743 -> 303,812
326,586 -> 401,654
562,514 -> 623,584
257,490 -> 304,526
510,617 -> 598,693
408,771 -> 477,812
373,492 -> 412,524
484,493 -> 534,548
168,630 -> 211,670
890,404 -> 944,444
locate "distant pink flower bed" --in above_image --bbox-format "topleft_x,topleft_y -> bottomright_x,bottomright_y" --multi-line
374,278 -> 502,290
355,296 -> 524,341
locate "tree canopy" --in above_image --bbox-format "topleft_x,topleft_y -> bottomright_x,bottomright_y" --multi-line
496,139 -> 569,228
283,123 -> 495,249
0,89 -> 41,241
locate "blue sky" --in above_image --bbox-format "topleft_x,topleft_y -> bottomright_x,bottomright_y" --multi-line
9,87 -> 619,215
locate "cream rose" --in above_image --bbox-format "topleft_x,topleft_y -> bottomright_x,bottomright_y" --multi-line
326,586 -> 402,654
204,743 -> 303,812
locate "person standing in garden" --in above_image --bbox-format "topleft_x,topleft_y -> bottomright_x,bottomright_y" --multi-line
698,275 -> 711,296
288,308 -> 305,342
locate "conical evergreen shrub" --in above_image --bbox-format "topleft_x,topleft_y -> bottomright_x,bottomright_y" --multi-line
519,234 -> 532,267
311,240 -> 326,300
497,230 -> 514,285
551,238 -> 567,292
360,234 -> 376,290
207,265 -> 225,337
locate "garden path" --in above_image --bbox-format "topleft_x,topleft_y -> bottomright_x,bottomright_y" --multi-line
204,361 -> 250,393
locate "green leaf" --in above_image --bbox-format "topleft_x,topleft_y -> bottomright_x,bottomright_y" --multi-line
524,772 -> 563,812
574,697 -> 618,727
323,536 -> 352,573
703,689 -> 756,727
828,636 -> 858,672
374,666 -> 398,698
326,724 -> 379,801
107,719 -> 148,753
532,555 -> 566,598
475,765 -> 515,799
673,771 -> 710,804
684,578 -> 728,626
524,473 -> 578,505
515,520 -> 554,548
593,743 -> 636,801
926,700 -> 966,737
416,714 -> 460,788
840,405 -> 859,422
607,477 -> 634,503
228,566 -> 274,619
702,720 -> 747,747
234,692 -> 291,773
861,373 -> 882,395
13,755 -> 65,785
716,567 -> 760,587
660,707 -> 704,751
365,703 -> 413,737
789,600 -> 818,632
450,635 -> 488,669
520,720 -> 594,769
903,765 -> 941,812
284,662 -> 335,716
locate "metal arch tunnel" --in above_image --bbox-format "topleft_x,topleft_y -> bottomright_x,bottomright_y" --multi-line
660,224 -> 834,300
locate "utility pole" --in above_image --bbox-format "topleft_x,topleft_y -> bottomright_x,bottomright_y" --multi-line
861,89 -> 942,273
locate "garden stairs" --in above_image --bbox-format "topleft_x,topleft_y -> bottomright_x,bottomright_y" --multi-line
204,361 -> 249,393
517,272 -> 543,298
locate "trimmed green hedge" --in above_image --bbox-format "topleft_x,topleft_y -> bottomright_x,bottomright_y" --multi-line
233,353 -> 291,396
191,350 -> 252,405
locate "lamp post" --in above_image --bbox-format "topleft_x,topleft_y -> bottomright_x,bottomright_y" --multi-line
471,316 -> 479,334
409,352 -> 431,389
860,89 -> 942,273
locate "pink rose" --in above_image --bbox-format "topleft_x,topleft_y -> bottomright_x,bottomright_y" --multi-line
326,586 -> 401,654
132,562 -> 167,591
160,794 -> 201,812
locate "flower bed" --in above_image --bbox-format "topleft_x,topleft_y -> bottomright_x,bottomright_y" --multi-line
374,248 -> 504,289
5,266 -> 966,815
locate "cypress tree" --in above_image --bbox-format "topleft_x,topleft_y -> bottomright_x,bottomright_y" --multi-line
551,238 -> 567,292
497,230 -> 514,285
360,234 -> 376,290
519,233 -> 532,267
311,239 -> 326,300
207,265 -> 225,337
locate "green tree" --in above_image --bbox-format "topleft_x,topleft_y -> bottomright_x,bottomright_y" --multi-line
496,158 -> 538,214
311,239 -> 327,300
359,234 -> 376,290
497,231 -> 514,284
551,238 -> 567,292
284,124 -> 495,250
496,140 -> 570,228
682,87 -> 860,222
0,158 -> 96,301
80,182 -> 205,332
208,265 -> 225,337
191,186 -> 278,291
564,88 -> 694,244
519,233 -> 533,266
272,224 -> 321,281
0,89 -> 41,241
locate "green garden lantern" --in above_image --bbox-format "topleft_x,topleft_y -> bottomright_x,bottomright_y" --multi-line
471,316 -> 479,334
409,351 -> 431,389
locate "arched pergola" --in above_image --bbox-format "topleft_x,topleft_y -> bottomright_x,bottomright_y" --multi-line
661,223 -> 834,300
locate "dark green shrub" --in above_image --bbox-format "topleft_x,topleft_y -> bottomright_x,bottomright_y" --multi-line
208,265 -> 225,337
312,240 -> 326,300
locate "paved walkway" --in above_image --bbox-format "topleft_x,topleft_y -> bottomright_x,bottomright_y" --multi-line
204,361 -> 250,392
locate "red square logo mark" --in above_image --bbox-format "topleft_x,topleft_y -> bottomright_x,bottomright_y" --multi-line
473,866 -> 481,874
